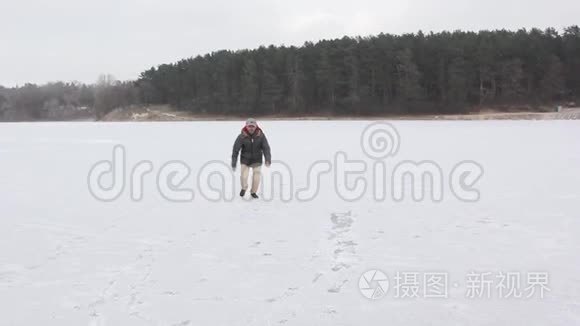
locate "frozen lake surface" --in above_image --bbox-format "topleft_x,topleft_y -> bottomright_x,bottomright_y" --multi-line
0,120 -> 579,325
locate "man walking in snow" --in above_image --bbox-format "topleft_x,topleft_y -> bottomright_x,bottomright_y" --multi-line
231,118 -> 271,199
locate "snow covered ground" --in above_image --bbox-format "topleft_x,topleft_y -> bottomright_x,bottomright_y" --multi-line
1,120 -> 579,325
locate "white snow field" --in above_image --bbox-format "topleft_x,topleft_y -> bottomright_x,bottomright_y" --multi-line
1,120 -> 579,325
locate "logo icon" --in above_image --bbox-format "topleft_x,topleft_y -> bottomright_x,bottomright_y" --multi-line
359,269 -> 389,300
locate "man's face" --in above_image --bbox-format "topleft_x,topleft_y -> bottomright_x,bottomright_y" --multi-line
247,124 -> 256,134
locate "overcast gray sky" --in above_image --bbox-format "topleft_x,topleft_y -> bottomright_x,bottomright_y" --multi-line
1,0 -> 578,86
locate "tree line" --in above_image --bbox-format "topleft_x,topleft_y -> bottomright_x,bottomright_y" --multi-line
2,26 -> 579,120
0,75 -> 138,121
137,26 -> 580,115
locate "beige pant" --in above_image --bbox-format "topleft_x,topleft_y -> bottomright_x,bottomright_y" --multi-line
240,164 -> 262,193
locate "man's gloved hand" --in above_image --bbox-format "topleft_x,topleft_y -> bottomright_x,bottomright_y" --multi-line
265,161 -> 271,167
232,164 -> 236,172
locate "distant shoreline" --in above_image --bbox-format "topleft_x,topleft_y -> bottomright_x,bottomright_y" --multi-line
97,105 -> 580,122
2,106 -> 580,122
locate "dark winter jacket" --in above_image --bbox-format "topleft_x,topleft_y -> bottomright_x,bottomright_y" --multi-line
231,126 -> 271,167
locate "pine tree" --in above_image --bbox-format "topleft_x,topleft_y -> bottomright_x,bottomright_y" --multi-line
241,57 -> 259,112
395,49 -> 424,104
540,55 -> 565,101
